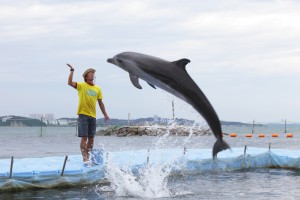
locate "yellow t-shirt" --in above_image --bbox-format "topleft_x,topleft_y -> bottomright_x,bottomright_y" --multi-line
76,82 -> 103,118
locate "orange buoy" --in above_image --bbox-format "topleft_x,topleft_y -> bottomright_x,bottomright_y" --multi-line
246,134 -> 252,138
272,133 -> 278,138
230,133 -> 237,137
286,133 -> 293,138
258,134 -> 265,138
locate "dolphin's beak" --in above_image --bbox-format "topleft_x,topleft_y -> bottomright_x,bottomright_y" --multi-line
107,58 -> 114,63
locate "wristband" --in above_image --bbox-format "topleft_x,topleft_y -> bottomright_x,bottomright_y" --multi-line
70,69 -> 74,71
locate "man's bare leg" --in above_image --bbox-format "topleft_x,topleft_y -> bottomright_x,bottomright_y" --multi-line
86,137 -> 94,160
80,137 -> 89,162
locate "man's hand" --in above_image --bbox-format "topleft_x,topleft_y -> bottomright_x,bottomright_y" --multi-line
104,115 -> 110,122
67,63 -> 76,88
66,63 -> 74,71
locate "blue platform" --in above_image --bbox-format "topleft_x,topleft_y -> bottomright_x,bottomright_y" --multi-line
1,147 -> 300,190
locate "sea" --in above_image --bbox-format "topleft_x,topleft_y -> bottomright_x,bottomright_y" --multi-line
1,123 -> 300,200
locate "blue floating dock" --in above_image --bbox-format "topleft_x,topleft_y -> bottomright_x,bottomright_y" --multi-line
1,147 -> 300,191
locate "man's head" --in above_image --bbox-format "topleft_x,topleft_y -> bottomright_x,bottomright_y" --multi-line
82,68 -> 96,83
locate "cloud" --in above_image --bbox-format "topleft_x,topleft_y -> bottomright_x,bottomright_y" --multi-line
0,0 -> 300,121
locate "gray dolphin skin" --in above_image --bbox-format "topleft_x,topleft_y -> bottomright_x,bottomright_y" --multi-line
107,52 -> 230,158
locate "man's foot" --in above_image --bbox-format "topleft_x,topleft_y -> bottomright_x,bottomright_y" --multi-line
83,161 -> 92,168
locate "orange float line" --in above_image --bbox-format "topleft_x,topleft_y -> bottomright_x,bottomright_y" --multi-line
230,133 -> 237,137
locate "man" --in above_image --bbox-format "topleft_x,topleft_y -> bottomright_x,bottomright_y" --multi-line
67,64 -> 110,166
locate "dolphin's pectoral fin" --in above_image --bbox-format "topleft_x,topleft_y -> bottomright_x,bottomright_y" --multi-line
129,74 -> 142,89
147,82 -> 156,89
172,59 -> 191,71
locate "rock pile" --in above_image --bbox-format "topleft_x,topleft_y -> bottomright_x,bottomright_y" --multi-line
96,125 -> 212,137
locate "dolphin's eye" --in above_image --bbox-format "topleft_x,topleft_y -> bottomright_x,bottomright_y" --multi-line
117,58 -> 123,63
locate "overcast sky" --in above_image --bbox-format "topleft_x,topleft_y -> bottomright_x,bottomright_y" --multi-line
1,0 -> 300,123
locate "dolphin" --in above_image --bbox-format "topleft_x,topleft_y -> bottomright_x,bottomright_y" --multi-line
107,52 -> 229,158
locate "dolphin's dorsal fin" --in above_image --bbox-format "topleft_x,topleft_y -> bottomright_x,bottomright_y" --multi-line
147,82 -> 156,89
129,74 -> 142,89
172,59 -> 191,71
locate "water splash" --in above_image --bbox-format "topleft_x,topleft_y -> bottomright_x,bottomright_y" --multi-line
104,159 -> 173,198
154,118 -> 207,150
99,119 -> 205,198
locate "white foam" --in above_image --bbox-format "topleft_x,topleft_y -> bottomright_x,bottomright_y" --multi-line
104,155 -> 174,198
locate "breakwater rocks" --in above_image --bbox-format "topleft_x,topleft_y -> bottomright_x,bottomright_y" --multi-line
96,125 -> 212,137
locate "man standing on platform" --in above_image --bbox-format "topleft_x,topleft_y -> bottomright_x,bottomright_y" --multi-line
67,64 -> 110,167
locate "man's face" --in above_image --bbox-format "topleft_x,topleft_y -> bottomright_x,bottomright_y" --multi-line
86,72 -> 95,82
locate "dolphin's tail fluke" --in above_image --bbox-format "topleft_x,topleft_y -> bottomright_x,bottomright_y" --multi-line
212,138 -> 230,159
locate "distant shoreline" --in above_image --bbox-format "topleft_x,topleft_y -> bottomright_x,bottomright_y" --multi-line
2,115 -> 295,127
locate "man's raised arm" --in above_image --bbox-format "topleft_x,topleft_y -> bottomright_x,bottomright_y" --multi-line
67,63 -> 77,88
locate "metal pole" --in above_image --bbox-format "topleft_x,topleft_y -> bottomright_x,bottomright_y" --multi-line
9,156 -> 14,179
128,113 -> 130,126
251,120 -> 255,134
106,152 -> 109,165
147,149 -> 150,164
75,123 -> 78,136
40,116 -> 43,137
172,100 -> 175,119
60,155 -> 68,176
244,145 -> 247,154
284,119 -> 287,134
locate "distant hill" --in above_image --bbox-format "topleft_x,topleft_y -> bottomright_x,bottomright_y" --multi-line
221,121 -> 252,126
0,115 -> 46,127
97,117 -> 250,126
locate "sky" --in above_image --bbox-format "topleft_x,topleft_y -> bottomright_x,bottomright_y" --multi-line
0,0 -> 300,123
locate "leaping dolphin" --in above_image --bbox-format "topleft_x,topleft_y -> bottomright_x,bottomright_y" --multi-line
107,52 -> 229,158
